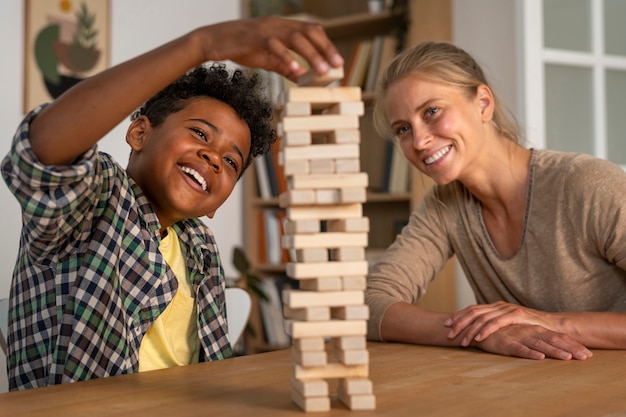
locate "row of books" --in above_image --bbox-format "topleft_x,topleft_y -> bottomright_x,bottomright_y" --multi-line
255,137 -> 286,199
257,275 -> 297,347
381,140 -> 411,194
256,208 -> 289,265
343,34 -> 398,92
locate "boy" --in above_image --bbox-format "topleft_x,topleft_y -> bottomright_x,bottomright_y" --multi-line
1,17 -> 343,390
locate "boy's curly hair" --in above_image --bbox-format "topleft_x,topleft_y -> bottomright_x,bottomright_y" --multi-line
131,62 -> 276,173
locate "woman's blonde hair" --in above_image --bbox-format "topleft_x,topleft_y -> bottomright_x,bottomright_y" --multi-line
373,41 -> 521,144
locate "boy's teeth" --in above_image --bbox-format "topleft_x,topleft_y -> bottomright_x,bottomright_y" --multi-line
180,166 -> 207,191
425,146 -> 451,165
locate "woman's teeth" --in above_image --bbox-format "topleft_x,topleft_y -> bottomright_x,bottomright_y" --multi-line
425,146 -> 451,165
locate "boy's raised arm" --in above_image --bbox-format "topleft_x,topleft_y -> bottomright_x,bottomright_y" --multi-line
29,17 -> 343,166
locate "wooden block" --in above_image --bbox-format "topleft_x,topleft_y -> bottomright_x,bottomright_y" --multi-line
286,203 -> 362,221
279,190 -> 315,207
282,232 -> 368,249
337,386 -> 376,410
286,260 -> 369,279
281,101 -> 312,117
293,248 -> 328,263
283,159 -> 309,175
339,187 -> 367,203
291,376 -> 329,397
335,158 -> 360,173
309,159 -> 335,174
282,114 -> 359,133
299,277 -> 342,292
332,336 -> 367,351
283,143 -> 359,161
339,378 -> 373,395
294,363 -> 368,380
328,129 -> 361,144
286,320 -> 367,338
292,346 -> 328,366
283,290 -> 364,308
281,131 -> 312,146
323,101 -> 365,116
330,247 -> 366,262
289,173 -> 368,190
296,67 -> 344,87
315,189 -> 340,204
280,87 -> 361,105
331,305 -> 369,320
342,276 -> 367,290
337,349 -> 369,365
326,217 -> 370,233
284,219 -> 320,234
293,337 -> 325,352
291,389 -> 330,412
284,305 -> 331,321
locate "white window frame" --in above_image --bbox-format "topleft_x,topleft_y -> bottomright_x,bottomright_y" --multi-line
521,0 -> 626,169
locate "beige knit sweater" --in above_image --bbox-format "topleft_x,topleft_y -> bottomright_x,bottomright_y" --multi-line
366,149 -> 626,341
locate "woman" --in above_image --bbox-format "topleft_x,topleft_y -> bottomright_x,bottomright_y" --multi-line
365,41 -> 626,360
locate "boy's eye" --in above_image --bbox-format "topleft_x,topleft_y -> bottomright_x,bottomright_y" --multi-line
191,127 -> 207,141
224,156 -> 239,172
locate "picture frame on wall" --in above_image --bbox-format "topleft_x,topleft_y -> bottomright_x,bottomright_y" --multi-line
23,0 -> 110,113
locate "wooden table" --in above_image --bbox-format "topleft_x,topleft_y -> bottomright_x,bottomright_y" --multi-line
1,342 -> 625,416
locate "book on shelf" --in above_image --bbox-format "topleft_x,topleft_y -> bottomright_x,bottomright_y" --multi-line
343,40 -> 372,88
262,208 -> 282,265
381,140 -> 394,192
258,275 -> 296,347
364,35 -> 384,92
255,137 -> 287,199
375,34 -> 399,86
254,155 -> 273,199
260,208 -> 290,265
388,141 -> 411,193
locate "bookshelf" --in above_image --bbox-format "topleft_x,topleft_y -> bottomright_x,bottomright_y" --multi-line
241,0 -> 455,354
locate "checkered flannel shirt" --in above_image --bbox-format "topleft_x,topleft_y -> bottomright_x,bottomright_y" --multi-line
1,105 -> 233,391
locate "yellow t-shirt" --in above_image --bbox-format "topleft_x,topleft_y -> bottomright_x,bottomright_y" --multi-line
138,227 -> 201,371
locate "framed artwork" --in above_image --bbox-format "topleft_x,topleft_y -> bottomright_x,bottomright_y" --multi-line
24,0 -> 110,113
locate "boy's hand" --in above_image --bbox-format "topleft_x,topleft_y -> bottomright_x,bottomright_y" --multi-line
196,16 -> 344,82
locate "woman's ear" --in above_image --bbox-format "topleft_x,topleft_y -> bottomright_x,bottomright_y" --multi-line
476,84 -> 495,122
126,116 -> 150,152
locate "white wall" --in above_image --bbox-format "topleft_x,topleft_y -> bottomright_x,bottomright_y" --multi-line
452,0 -> 520,309
0,0 -> 242,393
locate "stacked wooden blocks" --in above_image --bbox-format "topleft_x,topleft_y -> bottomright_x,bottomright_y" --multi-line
278,67 -> 376,412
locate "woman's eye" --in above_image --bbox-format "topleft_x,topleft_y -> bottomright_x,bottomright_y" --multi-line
395,125 -> 410,137
425,107 -> 439,118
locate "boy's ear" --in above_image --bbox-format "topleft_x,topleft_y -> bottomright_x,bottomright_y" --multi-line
206,211 -> 216,219
126,116 -> 151,151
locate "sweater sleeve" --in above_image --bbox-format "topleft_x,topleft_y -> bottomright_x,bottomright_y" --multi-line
365,186 -> 454,341
563,156 -> 626,272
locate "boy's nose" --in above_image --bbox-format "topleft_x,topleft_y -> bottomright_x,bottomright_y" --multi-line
199,149 -> 221,172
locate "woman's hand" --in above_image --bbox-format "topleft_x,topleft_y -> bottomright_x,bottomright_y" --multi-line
445,301 -> 555,346
195,16 -> 344,82
471,324 -> 593,360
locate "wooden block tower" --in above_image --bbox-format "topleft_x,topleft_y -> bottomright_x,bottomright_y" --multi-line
278,67 -> 376,412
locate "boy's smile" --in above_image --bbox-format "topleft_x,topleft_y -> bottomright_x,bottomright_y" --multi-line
126,97 -> 251,230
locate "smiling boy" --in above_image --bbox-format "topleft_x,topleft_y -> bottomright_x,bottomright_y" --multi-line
1,17 -> 343,391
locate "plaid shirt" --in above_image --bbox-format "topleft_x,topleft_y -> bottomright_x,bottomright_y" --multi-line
1,105 -> 233,391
